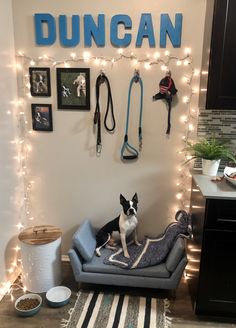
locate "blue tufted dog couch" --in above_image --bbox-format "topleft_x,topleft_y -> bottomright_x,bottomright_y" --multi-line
68,220 -> 188,290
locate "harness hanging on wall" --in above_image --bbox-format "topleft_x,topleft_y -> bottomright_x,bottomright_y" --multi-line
152,71 -> 178,135
93,71 -> 116,154
121,70 -> 143,161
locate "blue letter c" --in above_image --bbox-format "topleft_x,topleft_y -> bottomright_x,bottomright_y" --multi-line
110,15 -> 132,48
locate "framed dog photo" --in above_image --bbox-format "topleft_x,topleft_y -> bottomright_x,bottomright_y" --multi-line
29,67 -> 51,97
31,104 -> 53,131
56,68 -> 90,110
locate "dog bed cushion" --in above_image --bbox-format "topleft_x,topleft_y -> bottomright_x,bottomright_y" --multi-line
73,220 -> 96,262
104,211 -> 191,269
83,249 -> 170,278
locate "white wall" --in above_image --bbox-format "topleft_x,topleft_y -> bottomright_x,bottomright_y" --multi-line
12,0 -> 207,253
0,0 -> 20,296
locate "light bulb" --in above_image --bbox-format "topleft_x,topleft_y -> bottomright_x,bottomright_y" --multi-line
94,58 -> 100,66
176,193 -> 183,200
183,96 -> 189,104
182,76 -> 190,83
161,65 -> 167,71
83,51 -> 91,61
144,62 -> 151,70
184,47 -> 191,55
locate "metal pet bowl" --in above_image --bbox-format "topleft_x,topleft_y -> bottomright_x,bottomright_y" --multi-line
15,293 -> 42,317
46,286 -> 71,308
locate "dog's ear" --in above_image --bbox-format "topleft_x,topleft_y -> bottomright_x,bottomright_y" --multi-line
120,194 -> 127,205
132,193 -> 138,204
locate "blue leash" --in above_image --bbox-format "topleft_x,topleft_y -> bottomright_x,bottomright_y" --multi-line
121,72 -> 143,160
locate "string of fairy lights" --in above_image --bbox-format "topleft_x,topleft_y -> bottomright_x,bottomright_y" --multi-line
1,47 -> 200,299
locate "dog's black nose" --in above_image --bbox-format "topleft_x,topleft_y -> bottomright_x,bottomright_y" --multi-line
129,208 -> 134,215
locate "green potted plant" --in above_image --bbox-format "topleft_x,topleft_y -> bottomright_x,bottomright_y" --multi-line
183,136 -> 236,176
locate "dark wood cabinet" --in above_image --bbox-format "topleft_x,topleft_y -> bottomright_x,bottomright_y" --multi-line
188,178 -> 236,317
206,0 -> 236,109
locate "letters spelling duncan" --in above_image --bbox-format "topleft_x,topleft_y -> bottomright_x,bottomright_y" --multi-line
34,13 -> 183,48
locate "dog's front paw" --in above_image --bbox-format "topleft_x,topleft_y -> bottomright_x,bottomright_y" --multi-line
135,241 -> 142,246
124,252 -> 130,259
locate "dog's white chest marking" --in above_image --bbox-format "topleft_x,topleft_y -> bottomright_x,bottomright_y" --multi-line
120,213 -> 138,236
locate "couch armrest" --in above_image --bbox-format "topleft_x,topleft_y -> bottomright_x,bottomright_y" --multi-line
73,219 -> 96,262
166,237 -> 185,272
68,248 -> 83,282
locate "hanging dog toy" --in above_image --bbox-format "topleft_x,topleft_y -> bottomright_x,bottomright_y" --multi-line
94,71 -> 116,154
121,70 -> 143,161
152,70 -> 178,135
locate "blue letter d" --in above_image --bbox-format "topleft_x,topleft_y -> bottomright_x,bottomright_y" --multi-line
34,13 -> 56,45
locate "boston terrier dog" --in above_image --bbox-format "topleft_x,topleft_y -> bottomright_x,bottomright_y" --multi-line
95,193 -> 141,258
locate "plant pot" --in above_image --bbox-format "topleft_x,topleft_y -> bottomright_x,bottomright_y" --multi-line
202,159 -> 221,176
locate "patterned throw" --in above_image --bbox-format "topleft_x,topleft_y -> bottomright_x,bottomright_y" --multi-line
104,210 -> 192,269
61,290 -> 171,328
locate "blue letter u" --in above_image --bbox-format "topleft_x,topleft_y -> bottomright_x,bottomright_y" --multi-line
59,15 -> 80,47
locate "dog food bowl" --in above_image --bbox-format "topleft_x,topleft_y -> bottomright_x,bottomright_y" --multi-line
224,171 -> 236,187
46,286 -> 71,307
15,293 -> 42,317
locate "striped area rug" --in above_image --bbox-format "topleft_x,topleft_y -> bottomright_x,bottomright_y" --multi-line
61,290 -> 171,328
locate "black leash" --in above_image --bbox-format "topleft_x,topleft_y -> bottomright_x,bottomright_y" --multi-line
94,72 -> 116,154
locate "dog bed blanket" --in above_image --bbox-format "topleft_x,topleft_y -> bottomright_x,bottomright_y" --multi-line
104,210 -> 191,269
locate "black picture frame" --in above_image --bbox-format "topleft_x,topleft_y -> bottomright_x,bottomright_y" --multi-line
56,68 -> 90,110
31,104 -> 53,131
29,67 -> 51,97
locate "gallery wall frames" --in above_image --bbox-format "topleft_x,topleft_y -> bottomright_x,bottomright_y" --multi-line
56,68 -> 90,110
31,104 -> 53,131
29,67 -> 51,97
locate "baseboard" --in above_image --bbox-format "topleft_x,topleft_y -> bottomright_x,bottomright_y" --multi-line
61,254 -> 70,262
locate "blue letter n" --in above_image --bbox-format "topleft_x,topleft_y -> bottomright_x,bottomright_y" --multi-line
84,14 -> 105,47
160,13 -> 183,48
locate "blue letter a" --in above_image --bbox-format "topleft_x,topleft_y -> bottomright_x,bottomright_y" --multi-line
136,14 -> 155,47
160,14 -> 183,48
34,13 -> 56,45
